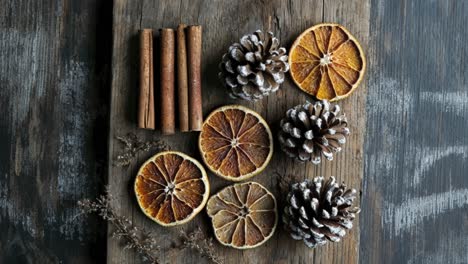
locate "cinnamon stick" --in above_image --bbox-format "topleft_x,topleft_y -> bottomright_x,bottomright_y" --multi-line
187,25 -> 203,131
177,24 -> 189,132
160,28 -> 176,135
138,29 -> 155,129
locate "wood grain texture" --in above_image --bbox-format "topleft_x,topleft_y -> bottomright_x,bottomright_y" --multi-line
0,0 -> 111,263
360,1 -> 468,263
4,0 -> 466,263
109,0 -> 369,263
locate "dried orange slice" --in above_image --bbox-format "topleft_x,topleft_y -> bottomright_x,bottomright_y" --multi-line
289,23 -> 366,101
199,105 -> 273,182
134,151 -> 209,226
206,182 -> 277,249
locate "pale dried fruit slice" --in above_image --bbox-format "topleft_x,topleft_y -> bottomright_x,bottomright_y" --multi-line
289,23 -> 366,101
134,151 -> 210,226
206,182 -> 277,249
199,105 -> 273,181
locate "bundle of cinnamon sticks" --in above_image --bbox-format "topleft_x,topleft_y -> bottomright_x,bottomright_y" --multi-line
138,24 -> 203,135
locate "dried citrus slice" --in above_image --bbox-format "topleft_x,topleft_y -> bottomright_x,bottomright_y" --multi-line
206,182 -> 277,249
199,105 -> 273,182
134,151 -> 209,226
289,23 -> 366,101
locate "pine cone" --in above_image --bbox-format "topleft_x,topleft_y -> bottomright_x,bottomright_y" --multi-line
219,30 -> 289,101
278,100 -> 349,164
282,176 -> 360,248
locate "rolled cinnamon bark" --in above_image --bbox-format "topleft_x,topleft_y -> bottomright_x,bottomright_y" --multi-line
160,28 -> 176,135
138,29 -> 155,129
177,24 -> 189,132
187,25 -> 203,131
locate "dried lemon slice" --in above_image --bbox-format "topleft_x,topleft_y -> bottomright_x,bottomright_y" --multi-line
134,151 -> 209,226
289,23 -> 366,101
206,182 -> 277,249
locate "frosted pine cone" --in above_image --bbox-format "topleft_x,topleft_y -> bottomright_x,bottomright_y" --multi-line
278,100 -> 349,164
282,176 -> 360,248
219,30 -> 289,101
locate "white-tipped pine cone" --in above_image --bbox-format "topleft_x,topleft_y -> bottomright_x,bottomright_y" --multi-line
278,100 -> 349,164
219,30 -> 289,101
283,176 -> 360,248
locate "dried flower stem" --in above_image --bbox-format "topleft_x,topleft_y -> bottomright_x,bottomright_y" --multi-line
79,187 -> 224,264
78,188 -> 161,264
114,133 -> 169,167
179,228 -> 224,264
274,170 -> 298,197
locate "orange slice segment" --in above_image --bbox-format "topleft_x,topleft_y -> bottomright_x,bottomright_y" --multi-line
199,105 -> 273,182
206,182 -> 277,249
134,151 -> 210,226
289,23 -> 366,101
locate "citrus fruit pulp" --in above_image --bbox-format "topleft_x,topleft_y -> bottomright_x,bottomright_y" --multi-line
289,23 -> 366,101
199,105 -> 273,181
206,182 -> 277,249
134,151 -> 209,226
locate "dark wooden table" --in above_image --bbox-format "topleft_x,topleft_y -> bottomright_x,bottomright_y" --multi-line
1,1 -> 467,263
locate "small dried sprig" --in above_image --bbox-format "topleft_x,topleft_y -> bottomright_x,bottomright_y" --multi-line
114,133 -> 169,167
179,228 -> 224,264
78,188 -> 161,264
78,188 -> 224,264
274,170 -> 299,197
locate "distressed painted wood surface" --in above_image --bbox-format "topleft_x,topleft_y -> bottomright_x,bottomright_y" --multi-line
0,0 -> 110,263
360,1 -> 468,263
109,0 -> 369,263
2,0 -> 468,263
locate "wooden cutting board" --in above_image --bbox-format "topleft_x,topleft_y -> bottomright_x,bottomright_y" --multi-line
108,0 -> 369,263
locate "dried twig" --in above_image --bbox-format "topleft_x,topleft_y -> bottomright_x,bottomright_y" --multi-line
78,188 -> 161,264
274,170 -> 298,197
114,133 -> 169,167
78,188 -> 224,264
179,227 -> 224,264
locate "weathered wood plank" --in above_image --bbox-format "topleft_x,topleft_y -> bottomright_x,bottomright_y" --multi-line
3,0 -> 467,263
360,0 -> 468,263
109,0 -> 369,263
0,0 -> 110,262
